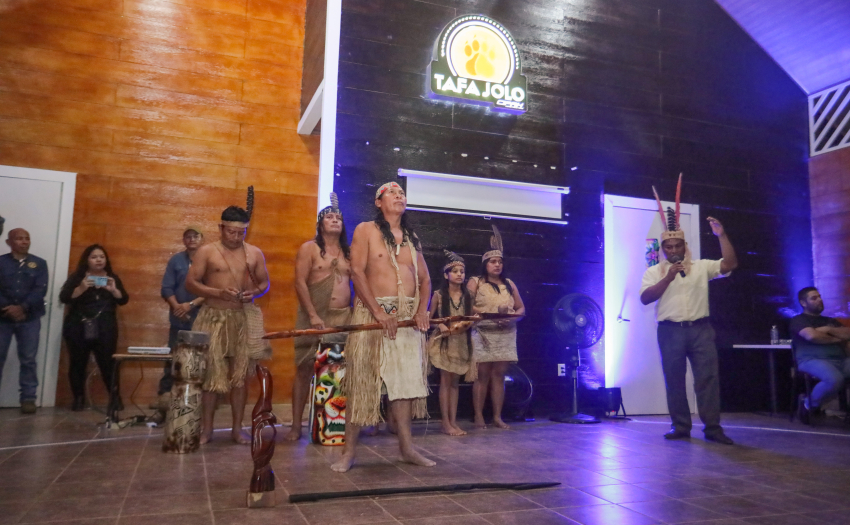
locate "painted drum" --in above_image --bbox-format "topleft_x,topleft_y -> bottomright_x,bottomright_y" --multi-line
309,343 -> 346,446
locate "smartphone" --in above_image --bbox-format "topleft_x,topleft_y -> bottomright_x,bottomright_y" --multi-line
87,275 -> 109,287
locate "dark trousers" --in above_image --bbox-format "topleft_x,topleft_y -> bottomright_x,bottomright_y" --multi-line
157,325 -> 181,395
64,321 -> 118,399
657,322 -> 722,435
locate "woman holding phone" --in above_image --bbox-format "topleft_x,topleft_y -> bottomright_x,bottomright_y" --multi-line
60,244 -> 129,411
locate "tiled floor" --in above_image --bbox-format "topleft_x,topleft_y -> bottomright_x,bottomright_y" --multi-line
2,407 -> 850,524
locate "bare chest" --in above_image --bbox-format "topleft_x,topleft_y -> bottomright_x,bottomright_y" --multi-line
209,249 -> 250,285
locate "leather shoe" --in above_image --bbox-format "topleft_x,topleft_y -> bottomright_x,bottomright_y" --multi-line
72,396 -> 85,411
20,400 -> 36,414
705,432 -> 734,445
663,429 -> 691,440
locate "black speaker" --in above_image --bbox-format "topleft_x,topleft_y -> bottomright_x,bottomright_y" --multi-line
599,387 -> 622,412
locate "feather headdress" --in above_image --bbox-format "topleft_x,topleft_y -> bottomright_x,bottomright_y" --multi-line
318,191 -> 343,221
653,173 -> 685,242
220,187 -> 253,227
443,249 -> 466,272
482,224 -> 504,262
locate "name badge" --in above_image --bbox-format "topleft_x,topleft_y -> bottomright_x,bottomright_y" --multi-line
27,262 -> 37,269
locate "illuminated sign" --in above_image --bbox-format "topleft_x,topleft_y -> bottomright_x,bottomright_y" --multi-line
427,15 -> 528,114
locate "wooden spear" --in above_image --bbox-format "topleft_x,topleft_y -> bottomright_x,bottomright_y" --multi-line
263,312 -> 522,340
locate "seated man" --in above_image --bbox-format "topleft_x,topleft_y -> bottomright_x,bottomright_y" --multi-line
789,287 -> 850,422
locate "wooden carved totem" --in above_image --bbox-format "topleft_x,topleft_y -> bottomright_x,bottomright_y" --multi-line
247,363 -> 277,507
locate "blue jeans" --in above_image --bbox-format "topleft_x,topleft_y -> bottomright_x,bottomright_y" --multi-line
0,319 -> 41,402
798,357 -> 850,408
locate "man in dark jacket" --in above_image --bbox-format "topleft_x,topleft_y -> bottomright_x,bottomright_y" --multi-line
0,228 -> 48,414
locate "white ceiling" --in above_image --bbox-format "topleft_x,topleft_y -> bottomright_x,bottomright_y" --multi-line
714,0 -> 850,95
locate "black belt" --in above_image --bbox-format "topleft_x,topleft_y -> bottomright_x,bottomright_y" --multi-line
658,317 -> 710,327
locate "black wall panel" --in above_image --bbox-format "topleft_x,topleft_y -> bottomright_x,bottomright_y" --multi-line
333,0 -> 811,414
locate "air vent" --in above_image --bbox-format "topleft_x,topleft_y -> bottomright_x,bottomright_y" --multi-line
810,79 -> 850,156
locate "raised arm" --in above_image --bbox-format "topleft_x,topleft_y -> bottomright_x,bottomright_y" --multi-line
707,217 -> 737,274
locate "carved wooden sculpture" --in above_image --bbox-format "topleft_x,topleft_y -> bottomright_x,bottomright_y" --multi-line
163,331 -> 209,454
247,363 -> 277,508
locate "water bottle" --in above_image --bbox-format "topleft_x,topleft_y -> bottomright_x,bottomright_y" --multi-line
770,325 -> 779,345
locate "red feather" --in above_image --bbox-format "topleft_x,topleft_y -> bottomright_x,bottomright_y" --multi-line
674,173 -> 682,230
652,186 -> 667,231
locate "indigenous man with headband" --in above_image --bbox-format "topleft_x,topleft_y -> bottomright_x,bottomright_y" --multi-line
331,181 -> 433,472
286,192 -> 352,441
639,175 -> 737,445
186,187 -> 271,444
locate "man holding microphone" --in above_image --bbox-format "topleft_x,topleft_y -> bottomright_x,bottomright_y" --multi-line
640,179 -> 737,444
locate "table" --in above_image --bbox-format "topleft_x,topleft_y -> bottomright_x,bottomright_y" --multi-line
108,353 -> 172,424
732,344 -> 791,416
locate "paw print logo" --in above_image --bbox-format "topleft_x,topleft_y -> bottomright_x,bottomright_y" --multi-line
464,35 -> 497,79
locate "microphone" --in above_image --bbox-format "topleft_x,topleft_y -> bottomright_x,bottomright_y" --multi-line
669,255 -> 686,278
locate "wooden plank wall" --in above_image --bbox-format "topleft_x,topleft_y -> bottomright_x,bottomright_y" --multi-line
333,0 -> 811,414
300,0 -> 326,118
0,0 -> 317,406
810,146 -> 850,317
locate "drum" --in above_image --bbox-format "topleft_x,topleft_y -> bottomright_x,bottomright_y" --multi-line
171,330 -> 209,384
163,331 -> 209,453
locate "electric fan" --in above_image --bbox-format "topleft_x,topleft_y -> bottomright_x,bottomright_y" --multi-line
550,293 -> 604,424
504,363 -> 534,421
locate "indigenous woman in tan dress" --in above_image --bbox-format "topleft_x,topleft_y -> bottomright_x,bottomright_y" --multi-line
428,250 -> 474,436
467,225 -> 525,429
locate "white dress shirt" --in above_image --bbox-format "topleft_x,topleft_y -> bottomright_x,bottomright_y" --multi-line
640,259 -> 729,322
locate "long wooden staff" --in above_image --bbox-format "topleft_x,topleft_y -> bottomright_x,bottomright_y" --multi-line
263,312 -> 522,340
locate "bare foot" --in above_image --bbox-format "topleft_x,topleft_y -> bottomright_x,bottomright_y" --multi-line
284,425 -> 302,442
451,424 -> 467,436
364,425 -> 379,437
232,429 -> 251,444
331,454 -> 355,473
400,448 -> 436,467
493,418 -> 510,430
200,431 -> 213,445
473,416 -> 487,429
441,422 -> 466,436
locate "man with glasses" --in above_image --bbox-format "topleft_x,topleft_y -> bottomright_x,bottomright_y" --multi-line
153,226 -> 205,413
